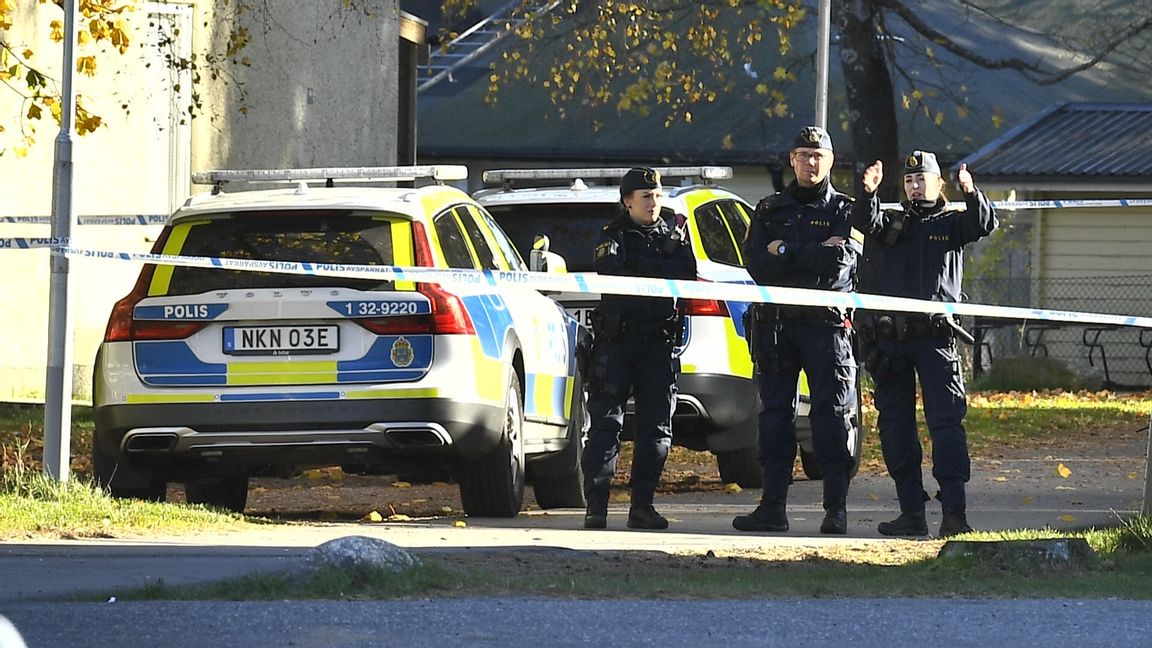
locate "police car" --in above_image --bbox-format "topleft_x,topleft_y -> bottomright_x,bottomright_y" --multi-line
91,166 -> 588,517
474,167 -> 863,485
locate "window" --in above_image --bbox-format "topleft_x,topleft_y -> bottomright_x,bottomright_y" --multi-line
456,206 -> 500,270
160,210 -> 399,295
434,210 -> 476,269
694,201 -> 744,267
475,206 -> 526,271
485,204 -> 614,273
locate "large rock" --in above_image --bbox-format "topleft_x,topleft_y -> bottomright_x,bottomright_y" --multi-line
303,536 -> 422,574
938,538 -> 1096,566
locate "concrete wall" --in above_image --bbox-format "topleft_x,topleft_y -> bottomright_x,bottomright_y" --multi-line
191,0 -> 401,173
1,0 -> 404,401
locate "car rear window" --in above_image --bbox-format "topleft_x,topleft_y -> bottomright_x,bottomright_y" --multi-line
157,210 -> 404,295
486,204 -> 630,272
694,200 -> 749,267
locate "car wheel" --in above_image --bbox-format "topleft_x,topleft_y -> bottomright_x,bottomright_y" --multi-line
91,441 -> 166,502
184,476 -> 250,513
531,374 -> 587,509
458,372 -> 526,517
717,446 -> 761,488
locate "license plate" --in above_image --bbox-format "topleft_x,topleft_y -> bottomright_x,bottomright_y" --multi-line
565,306 -> 596,329
223,325 -> 340,356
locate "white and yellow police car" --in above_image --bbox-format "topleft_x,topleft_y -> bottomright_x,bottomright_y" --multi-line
91,166 -> 587,517
475,167 -> 862,486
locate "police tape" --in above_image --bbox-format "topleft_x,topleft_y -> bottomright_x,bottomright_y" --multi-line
5,198 -> 1152,226
878,198 -> 1152,211
1,214 -> 169,226
6,243 -> 1146,330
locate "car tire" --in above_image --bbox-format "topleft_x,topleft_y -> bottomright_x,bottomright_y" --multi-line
531,376 -> 587,509
716,446 -> 761,489
184,476 -> 250,513
458,373 -> 526,518
91,441 -> 166,502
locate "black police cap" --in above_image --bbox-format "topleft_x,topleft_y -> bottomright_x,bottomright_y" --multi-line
792,126 -> 833,151
619,167 -> 662,199
904,150 -> 942,176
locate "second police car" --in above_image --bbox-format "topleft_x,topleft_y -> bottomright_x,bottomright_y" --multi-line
91,166 -> 587,517
474,167 -> 863,486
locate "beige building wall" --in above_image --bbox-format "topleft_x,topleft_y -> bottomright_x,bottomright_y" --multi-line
1,0 -> 403,402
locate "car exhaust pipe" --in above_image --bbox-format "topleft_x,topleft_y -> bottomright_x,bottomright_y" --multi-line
124,432 -> 179,453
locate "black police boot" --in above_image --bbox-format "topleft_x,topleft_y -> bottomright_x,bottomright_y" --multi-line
626,504 -> 669,530
820,508 -> 847,535
583,500 -> 608,530
732,502 -> 788,532
939,512 -> 974,538
877,511 -> 929,536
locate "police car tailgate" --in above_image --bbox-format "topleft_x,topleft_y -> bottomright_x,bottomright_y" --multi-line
129,289 -> 435,388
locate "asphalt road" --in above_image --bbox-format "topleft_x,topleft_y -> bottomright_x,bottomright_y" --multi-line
0,433 -> 1148,647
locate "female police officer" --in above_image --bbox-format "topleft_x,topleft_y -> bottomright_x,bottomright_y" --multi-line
581,167 -> 697,530
733,126 -> 861,535
853,151 -> 998,537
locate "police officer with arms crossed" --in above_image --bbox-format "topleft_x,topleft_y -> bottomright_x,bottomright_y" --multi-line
581,167 -> 697,530
853,151 -> 998,537
733,126 -> 861,535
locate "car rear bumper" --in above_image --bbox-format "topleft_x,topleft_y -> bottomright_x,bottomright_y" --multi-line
675,372 -> 758,429
93,397 -> 505,472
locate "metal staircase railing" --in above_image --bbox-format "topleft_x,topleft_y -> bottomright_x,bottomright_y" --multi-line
418,0 -> 561,93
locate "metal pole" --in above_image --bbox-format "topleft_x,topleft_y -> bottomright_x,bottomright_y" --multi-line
44,0 -> 79,482
1143,410 -> 1152,515
814,0 -> 831,129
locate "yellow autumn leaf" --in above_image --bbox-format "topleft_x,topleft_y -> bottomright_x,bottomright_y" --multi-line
1128,472 -> 1139,480
452,520 -> 468,528
303,469 -> 326,480
1059,514 -> 1077,522
721,133 -> 734,150
362,510 -> 383,522
993,476 -> 1008,482
1056,463 -> 1072,478
392,480 -> 412,488
440,506 -> 453,514
387,513 -> 413,522
723,482 -> 742,493
1022,496 -> 1033,505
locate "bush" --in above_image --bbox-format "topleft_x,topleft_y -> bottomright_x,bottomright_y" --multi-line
971,355 -> 1082,392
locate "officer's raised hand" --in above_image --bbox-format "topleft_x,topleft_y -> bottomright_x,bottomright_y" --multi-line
861,160 -> 883,194
956,163 -> 975,194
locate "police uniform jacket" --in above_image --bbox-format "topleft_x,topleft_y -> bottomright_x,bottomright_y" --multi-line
593,213 -> 697,322
743,181 -> 861,294
853,190 -> 997,302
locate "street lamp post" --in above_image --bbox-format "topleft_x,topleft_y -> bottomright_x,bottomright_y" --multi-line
43,0 -> 79,481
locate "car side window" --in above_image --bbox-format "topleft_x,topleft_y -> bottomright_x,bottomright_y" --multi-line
693,201 -> 742,266
456,206 -> 501,271
434,210 -> 477,269
719,200 -> 751,248
474,206 -> 526,271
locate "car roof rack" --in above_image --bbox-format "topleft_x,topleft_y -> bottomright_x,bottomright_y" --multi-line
191,165 -> 468,190
482,166 -> 732,189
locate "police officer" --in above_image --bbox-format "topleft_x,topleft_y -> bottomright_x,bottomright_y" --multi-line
581,167 -> 697,530
733,126 -> 861,535
853,151 -> 998,537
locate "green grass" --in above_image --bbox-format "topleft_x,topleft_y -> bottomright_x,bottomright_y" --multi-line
89,521 -> 1152,601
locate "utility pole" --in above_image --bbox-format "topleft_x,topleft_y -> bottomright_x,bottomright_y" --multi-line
44,0 -> 79,482
814,0 -> 831,129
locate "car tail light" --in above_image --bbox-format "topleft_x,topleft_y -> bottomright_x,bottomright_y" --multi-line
103,266 -> 208,342
403,220 -> 476,335
680,297 -> 729,317
353,315 -> 432,335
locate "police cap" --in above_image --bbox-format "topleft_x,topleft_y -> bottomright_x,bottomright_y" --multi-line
904,150 -> 941,176
619,167 -> 662,200
792,125 -> 833,151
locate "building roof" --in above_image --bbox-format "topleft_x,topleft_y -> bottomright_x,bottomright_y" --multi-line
962,103 -> 1152,190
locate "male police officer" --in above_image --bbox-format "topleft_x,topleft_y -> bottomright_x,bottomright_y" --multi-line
853,151 -> 997,537
733,126 -> 862,535
581,167 -> 697,530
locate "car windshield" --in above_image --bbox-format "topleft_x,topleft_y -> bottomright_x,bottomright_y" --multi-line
487,203 -> 668,272
158,210 -> 403,295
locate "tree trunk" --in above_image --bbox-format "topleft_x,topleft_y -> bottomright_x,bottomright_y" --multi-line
834,0 -> 900,293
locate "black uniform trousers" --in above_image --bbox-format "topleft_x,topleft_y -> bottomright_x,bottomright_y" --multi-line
872,335 -> 970,515
756,320 -> 856,510
581,332 -> 677,511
